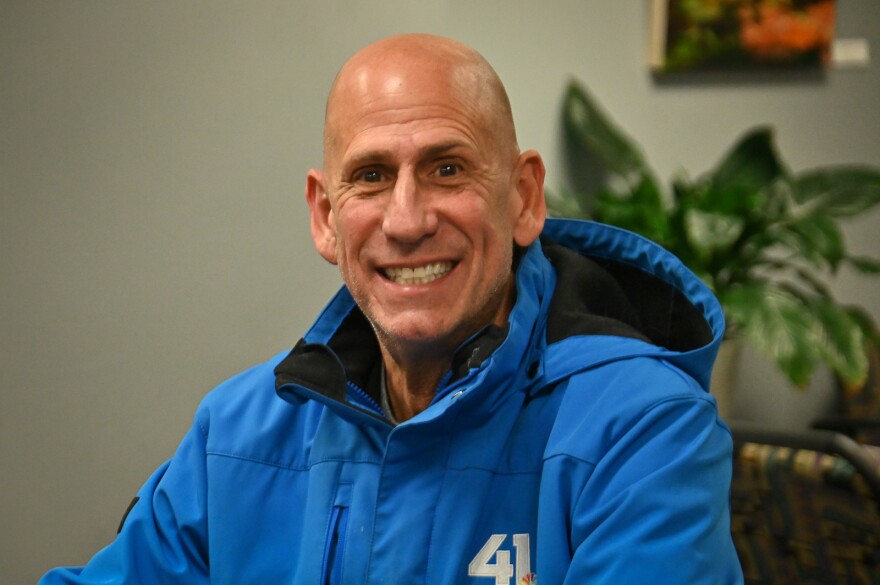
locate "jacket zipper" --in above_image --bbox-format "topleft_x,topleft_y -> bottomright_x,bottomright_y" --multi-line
321,505 -> 349,585
347,381 -> 385,417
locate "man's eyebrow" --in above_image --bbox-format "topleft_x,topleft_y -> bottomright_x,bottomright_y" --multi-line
343,149 -> 392,172
344,141 -> 472,172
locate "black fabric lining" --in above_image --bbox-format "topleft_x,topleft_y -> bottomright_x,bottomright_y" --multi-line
275,340 -> 349,401
449,324 -> 509,381
117,497 -> 140,534
593,257 -> 712,351
543,243 -> 648,345
542,241 -> 712,352
325,308 -> 382,401
274,307 -> 382,405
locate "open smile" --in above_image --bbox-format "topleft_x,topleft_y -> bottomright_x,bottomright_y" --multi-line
382,261 -> 455,285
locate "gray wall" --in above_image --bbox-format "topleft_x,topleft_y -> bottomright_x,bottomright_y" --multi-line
2,1 -> 878,582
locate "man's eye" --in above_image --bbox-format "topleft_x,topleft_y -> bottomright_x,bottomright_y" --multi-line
437,164 -> 459,177
361,170 -> 383,183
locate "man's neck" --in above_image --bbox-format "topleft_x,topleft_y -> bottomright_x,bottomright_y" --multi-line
380,349 -> 449,422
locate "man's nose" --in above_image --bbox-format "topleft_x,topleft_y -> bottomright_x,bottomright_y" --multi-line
381,171 -> 438,243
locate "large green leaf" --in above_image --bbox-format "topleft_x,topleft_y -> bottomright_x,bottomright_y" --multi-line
563,80 -> 648,183
683,209 -> 743,260
778,214 -> 845,270
722,282 -> 819,386
755,178 -> 795,224
794,167 -> 880,217
811,299 -> 868,385
709,127 -> 786,195
601,176 -> 669,243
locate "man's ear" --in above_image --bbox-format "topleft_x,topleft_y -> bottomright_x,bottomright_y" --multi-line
511,150 -> 547,247
305,169 -> 338,265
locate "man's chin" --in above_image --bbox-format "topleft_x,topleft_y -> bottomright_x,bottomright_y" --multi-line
371,315 -> 463,354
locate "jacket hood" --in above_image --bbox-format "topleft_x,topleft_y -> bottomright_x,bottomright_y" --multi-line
539,218 -> 724,391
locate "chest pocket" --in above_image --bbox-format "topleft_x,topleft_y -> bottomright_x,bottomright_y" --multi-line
322,482 -> 351,585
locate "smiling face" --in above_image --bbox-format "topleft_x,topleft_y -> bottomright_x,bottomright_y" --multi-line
307,35 -> 545,361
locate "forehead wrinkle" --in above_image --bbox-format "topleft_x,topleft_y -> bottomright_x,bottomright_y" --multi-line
419,140 -> 475,160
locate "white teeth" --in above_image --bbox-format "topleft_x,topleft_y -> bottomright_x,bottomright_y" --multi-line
384,261 -> 454,285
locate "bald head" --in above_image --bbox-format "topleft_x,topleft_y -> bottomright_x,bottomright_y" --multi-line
323,34 -> 518,167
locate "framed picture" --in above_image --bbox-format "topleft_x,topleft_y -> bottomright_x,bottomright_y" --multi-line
650,0 -> 837,72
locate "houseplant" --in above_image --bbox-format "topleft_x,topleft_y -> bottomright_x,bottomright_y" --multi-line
551,79 -> 880,392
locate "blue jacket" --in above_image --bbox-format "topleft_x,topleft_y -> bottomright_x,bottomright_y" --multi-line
41,219 -> 743,584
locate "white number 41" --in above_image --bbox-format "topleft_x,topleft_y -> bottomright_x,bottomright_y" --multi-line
468,533 -> 534,584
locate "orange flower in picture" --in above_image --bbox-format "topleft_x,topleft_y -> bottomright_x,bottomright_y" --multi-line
650,0 -> 837,71
739,1 -> 835,63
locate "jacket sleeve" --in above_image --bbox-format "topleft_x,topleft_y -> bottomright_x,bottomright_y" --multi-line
38,415 -> 210,585
540,360 -> 743,584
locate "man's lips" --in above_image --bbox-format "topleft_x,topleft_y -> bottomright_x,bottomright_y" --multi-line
382,261 -> 455,285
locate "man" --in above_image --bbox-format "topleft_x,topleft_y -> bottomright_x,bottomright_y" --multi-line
41,34 -> 743,583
